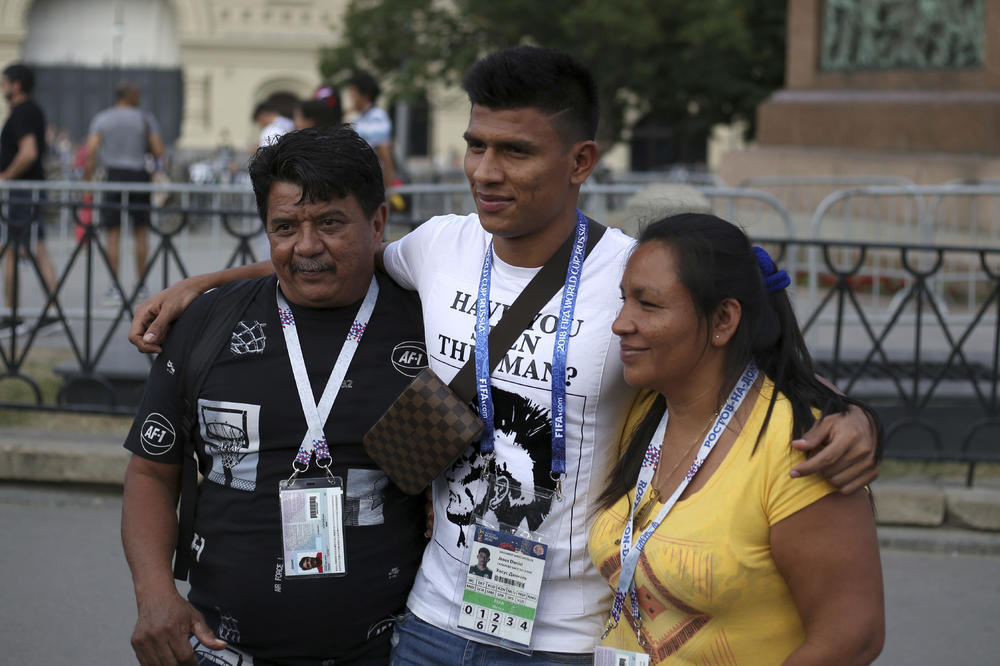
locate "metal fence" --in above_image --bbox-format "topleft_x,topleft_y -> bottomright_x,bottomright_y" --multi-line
1,180 -> 997,482
738,175 -> 917,214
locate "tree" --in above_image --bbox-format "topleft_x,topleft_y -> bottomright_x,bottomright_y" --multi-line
320,0 -> 785,151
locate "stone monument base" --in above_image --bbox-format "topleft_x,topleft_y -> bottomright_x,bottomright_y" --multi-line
718,145 -> 1000,188
756,90 -> 1000,155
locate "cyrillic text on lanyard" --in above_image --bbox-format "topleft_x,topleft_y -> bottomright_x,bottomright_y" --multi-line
473,211 -> 589,484
276,278 -> 379,474
607,362 -> 759,641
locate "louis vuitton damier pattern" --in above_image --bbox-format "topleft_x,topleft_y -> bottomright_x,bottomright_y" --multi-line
364,368 -> 485,495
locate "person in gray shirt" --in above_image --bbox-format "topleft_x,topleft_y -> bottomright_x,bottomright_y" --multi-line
84,81 -> 165,303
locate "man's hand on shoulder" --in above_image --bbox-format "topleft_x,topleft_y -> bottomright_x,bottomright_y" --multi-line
131,590 -> 225,665
129,279 -> 206,353
130,263 -> 275,353
790,404 -> 880,494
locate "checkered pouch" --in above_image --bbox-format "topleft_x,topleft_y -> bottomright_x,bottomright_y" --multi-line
364,368 -> 484,495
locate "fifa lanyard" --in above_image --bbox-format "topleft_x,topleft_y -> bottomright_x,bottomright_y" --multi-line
276,278 -> 379,476
608,363 -> 759,639
474,210 -> 589,491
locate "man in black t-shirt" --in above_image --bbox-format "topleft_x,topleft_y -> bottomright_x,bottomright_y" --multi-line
122,127 -> 429,665
0,62 -> 58,332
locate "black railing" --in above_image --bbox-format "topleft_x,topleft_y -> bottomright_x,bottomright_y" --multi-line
759,237 -> 1000,484
1,195 -> 997,483
0,193 -> 261,414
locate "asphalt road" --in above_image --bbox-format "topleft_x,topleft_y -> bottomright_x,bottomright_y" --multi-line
1,482 -> 998,665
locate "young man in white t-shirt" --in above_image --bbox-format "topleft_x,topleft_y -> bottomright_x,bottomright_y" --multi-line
129,47 -> 880,665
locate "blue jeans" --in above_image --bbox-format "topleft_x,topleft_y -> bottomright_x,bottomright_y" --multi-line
390,609 -> 593,665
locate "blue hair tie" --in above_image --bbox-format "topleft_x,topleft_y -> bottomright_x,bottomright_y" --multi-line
752,246 -> 790,294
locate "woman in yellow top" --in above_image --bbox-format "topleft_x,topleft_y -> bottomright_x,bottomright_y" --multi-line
589,213 -> 884,665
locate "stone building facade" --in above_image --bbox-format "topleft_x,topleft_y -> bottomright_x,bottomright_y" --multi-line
0,0 -> 342,151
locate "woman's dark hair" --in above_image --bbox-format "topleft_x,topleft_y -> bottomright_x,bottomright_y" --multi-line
597,213 -> 882,512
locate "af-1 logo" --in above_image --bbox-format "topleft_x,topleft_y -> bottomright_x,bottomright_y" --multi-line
166,360 -> 176,375
391,340 -> 428,377
140,412 -> 176,455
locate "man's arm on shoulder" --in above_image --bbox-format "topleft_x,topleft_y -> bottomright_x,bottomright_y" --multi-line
122,455 -> 226,664
375,241 -> 390,274
790,376 -> 881,494
129,262 -> 273,353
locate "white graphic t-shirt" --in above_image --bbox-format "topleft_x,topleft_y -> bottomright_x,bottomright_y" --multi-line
383,213 -> 638,652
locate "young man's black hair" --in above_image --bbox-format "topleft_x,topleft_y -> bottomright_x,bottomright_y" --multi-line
248,125 -> 385,224
461,45 -> 599,145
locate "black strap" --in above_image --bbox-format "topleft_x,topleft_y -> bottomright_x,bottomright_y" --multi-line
449,218 -> 606,404
173,277 -> 270,580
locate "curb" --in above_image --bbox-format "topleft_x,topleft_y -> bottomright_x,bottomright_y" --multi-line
0,429 -> 127,486
872,479 -> 1000,532
877,526 -> 1000,557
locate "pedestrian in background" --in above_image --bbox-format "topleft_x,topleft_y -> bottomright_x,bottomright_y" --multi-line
84,81 -> 166,304
252,100 -> 294,150
0,62 -> 58,333
346,71 -> 405,211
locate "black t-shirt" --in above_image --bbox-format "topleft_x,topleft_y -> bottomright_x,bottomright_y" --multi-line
125,274 -> 429,664
0,99 -> 46,180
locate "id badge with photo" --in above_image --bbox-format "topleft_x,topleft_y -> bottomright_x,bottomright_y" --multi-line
278,476 -> 346,577
456,524 -> 548,648
594,646 -> 651,666
450,471 -> 556,651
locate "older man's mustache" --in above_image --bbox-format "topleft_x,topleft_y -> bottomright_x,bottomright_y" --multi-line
290,259 -> 335,273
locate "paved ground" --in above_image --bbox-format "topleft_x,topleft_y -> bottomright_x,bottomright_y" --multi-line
1,482 -> 997,665
879,548 -> 1000,666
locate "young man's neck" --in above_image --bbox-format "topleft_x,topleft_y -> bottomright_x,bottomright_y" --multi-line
491,208 -> 581,268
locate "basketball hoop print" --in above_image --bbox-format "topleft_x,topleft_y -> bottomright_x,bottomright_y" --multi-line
198,399 -> 261,491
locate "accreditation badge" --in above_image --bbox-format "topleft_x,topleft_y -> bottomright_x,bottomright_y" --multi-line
451,471 -> 553,651
278,476 -> 346,577
594,646 -> 651,666
457,524 -> 548,648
